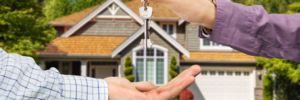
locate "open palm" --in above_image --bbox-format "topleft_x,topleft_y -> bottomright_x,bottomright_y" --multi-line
104,65 -> 201,100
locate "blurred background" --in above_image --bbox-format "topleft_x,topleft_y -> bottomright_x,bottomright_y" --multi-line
0,0 -> 300,100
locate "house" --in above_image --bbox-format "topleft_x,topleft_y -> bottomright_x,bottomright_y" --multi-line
38,0 -> 264,100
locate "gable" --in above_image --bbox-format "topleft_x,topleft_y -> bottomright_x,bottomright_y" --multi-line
60,0 -> 143,38
55,0 -> 189,58
99,3 -> 129,16
112,21 -> 190,58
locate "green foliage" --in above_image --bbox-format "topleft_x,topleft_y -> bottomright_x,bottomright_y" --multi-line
170,64 -> 177,71
169,56 -> 178,81
0,0 -> 56,62
232,0 -> 298,14
43,0 -> 132,22
124,56 -> 132,67
126,74 -> 135,82
169,70 -> 178,78
286,2 -> 300,14
124,67 -> 133,76
263,74 -> 273,100
256,57 -> 300,100
124,56 -> 134,82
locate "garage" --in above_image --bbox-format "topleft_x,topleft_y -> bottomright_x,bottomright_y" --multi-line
184,66 -> 256,100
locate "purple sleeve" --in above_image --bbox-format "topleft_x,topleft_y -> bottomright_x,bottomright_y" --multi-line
199,0 -> 300,62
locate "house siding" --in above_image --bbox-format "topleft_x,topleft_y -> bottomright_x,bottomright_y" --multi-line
56,26 -> 65,37
185,23 -> 200,51
119,30 -> 180,79
176,22 -> 186,46
72,21 -> 140,36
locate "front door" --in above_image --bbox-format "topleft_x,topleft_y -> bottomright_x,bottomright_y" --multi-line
90,65 -> 118,79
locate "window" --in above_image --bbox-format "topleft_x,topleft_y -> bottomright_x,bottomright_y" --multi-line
200,39 -> 233,51
244,72 -> 250,76
210,71 -> 216,75
92,69 -> 95,78
227,71 -> 233,76
235,71 -> 241,76
61,62 -> 70,74
113,69 -> 116,76
161,23 -> 176,38
218,71 -> 224,76
201,71 -> 207,75
135,48 -> 166,85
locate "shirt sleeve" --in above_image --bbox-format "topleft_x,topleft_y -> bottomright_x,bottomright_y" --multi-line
199,0 -> 300,62
0,48 -> 108,100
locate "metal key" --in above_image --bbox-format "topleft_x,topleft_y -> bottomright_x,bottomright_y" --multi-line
139,4 -> 153,49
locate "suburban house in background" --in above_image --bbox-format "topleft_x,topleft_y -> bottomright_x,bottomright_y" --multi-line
38,0 -> 264,100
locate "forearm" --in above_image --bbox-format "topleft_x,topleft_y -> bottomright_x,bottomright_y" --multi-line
200,0 -> 300,62
0,48 -> 108,99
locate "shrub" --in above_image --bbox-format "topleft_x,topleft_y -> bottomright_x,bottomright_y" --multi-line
124,56 -> 135,82
169,56 -> 178,81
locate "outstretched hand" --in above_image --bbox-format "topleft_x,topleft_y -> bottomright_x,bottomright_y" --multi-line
104,65 -> 201,100
146,0 -> 216,29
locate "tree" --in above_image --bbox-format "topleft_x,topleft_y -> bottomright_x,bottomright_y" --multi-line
256,58 -> 300,100
0,0 -> 56,62
124,56 -> 135,82
43,0 -> 132,22
169,56 -> 178,81
286,2 -> 300,14
232,0 -> 298,14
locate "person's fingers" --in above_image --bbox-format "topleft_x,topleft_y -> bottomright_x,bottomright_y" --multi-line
170,65 -> 201,86
157,65 -> 201,92
132,81 -> 157,92
159,76 -> 195,99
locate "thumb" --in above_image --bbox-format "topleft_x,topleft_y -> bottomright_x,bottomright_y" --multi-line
132,81 -> 157,92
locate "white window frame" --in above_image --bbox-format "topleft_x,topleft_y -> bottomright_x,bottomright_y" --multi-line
160,22 -> 177,39
97,3 -> 131,19
199,39 -> 233,51
132,45 -> 168,86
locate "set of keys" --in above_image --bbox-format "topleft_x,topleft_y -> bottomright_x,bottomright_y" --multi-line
139,0 -> 153,49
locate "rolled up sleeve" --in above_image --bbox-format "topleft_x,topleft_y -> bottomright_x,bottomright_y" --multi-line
0,48 -> 108,100
199,0 -> 300,62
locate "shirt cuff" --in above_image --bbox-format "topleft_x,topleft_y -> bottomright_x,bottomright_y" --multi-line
201,26 -> 211,38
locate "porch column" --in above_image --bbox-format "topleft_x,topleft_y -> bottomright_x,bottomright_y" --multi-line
39,60 -> 44,70
118,64 -> 121,77
80,60 -> 88,76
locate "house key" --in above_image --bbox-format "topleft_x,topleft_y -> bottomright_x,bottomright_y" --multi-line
139,0 -> 153,49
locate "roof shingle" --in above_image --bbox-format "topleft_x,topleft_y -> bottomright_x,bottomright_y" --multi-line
51,0 -> 178,24
39,36 -> 127,55
181,52 -> 256,61
125,0 -> 179,18
51,5 -> 100,24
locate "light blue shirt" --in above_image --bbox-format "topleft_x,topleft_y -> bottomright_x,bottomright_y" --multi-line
0,48 -> 108,100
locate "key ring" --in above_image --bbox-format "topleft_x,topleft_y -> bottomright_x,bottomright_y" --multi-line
143,0 -> 149,11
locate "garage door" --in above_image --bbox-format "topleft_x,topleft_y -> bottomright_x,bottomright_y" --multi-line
195,70 -> 253,100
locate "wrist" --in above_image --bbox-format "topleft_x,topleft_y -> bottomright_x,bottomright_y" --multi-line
199,0 -> 216,29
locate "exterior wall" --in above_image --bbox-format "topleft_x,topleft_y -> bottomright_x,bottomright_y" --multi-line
56,26 -> 65,37
119,30 -> 180,79
256,66 -> 264,87
72,21 -> 140,36
255,66 -> 264,100
185,23 -> 200,51
177,22 -> 186,46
